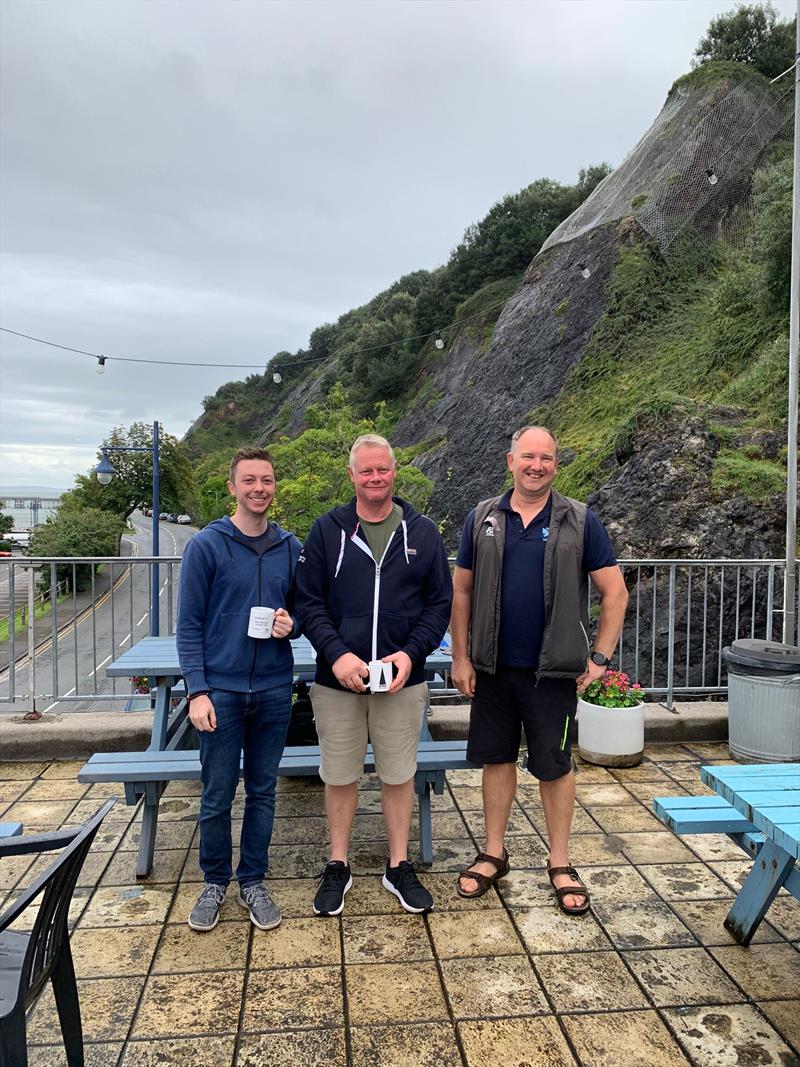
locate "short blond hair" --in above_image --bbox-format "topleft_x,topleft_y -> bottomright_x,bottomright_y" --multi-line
349,434 -> 396,470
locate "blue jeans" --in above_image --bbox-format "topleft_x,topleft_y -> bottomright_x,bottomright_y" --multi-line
198,684 -> 292,888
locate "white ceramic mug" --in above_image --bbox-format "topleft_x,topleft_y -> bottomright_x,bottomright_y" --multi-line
368,659 -> 392,692
248,606 -> 276,638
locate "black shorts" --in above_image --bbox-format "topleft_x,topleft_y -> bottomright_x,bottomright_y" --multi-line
467,668 -> 577,781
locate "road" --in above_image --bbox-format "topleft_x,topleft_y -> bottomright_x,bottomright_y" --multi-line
0,512 -> 197,714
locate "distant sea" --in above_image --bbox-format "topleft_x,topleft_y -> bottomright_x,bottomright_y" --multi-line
0,486 -> 68,531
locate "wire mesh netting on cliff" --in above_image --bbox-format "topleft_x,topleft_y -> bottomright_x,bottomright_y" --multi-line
540,77 -> 796,257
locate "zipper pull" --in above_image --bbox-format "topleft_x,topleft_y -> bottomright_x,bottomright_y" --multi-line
375,564 -> 381,577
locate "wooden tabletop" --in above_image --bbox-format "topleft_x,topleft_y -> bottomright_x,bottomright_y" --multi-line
701,763 -> 800,859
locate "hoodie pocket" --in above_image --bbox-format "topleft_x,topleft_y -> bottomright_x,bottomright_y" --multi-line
205,612 -> 253,675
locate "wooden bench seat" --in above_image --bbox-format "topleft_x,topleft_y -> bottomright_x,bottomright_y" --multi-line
79,734 -> 474,876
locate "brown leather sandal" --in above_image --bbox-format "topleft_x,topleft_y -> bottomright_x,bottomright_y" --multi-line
547,864 -> 590,915
456,848 -> 510,899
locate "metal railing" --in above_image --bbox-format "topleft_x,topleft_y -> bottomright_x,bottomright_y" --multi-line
0,555 -> 797,712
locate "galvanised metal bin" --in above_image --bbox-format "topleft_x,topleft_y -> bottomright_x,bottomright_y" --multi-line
723,639 -> 800,763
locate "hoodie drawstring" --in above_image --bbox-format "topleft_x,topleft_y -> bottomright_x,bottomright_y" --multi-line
334,528 -> 346,579
401,519 -> 409,564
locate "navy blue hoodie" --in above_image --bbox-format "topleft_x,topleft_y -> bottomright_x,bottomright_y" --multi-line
294,497 -> 453,691
177,516 -> 301,695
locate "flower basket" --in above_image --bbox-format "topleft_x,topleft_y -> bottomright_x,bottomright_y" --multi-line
577,670 -> 645,768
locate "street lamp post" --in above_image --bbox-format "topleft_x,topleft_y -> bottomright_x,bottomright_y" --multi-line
95,420 -> 161,636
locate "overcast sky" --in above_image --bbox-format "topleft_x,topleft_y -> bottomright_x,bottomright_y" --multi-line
1,0 -> 795,489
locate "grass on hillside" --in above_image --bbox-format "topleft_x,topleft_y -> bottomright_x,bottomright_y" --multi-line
528,234 -> 789,502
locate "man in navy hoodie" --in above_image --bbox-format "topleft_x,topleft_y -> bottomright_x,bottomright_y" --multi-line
294,434 -> 452,916
177,447 -> 301,932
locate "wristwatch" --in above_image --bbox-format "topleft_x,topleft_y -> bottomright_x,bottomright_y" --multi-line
590,651 -> 610,667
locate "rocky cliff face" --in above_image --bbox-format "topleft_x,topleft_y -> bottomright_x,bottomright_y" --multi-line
391,68 -> 792,552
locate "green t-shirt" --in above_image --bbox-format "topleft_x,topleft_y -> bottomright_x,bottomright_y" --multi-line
358,503 -> 403,562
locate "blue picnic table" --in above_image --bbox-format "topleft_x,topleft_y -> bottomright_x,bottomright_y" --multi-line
654,762 -> 799,945
78,635 -> 467,877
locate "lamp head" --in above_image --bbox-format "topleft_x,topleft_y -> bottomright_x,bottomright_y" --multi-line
95,451 -> 116,485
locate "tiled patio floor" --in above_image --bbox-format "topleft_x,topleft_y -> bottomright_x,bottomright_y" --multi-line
1,743 -> 799,1066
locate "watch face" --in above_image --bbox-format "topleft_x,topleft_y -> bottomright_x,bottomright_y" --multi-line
591,652 -> 609,666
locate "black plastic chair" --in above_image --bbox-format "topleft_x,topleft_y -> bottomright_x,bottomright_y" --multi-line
0,799 -> 116,1067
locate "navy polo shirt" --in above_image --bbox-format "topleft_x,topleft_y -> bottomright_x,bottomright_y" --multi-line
456,491 -> 617,669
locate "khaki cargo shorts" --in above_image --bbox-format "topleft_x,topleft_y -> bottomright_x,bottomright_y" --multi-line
310,682 -> 428,785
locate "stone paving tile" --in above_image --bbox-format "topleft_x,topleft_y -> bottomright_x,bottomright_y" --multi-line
78,884 -> 174,928
574,783 -> 633,805
580,864 -> 660,903
29,1042 -> 123,1066
492,833 -> 548,868
534,949 -> 649,1012
708,943 -> 800,1000
0,780 -> 32,803
22,778 -> 90,801
447,768 -> 485,787
134,971 -> 245,1037
68,799 -> 139,825
637,862 -> 732,901
671,899 -> 783,946
584,803 -> 666,833
271,815 -> 330,845
242,966 -> 344,1030
3,799 -> 79,826
763,896 -> 800,941
644,744 -> 698,761
350,1022 -> 462,1067
683,833 -> 752,862
621,781 -> 690,803
563,1009 -> 691,1066
0,761 -> 49,779
346,961 -> 449,1025
265,792 -> 325,817
152,920 -> 250,973
592,900 -> 697,950
567,832 -> 627,865
428,909 -> 523,958
608,764 -> 675,784
608,831 -> 697,865
513,905 -> 612,953
343,913 -> 432,963
120,819 -> 197,852
250,916 -> 341,968
0,852 -> 35,891
237,1029 -> 347,1067
623,947 -> 745,1007
28,976 -> 143,1042
162,778 -> 203,797
707,859 -> 760,893
440,954 -> 549,1019
74,848 -> 114,888
498,867 -> 557,910
100,847 -> 189,886
121,1036 -> 236,1066
450,786 -> 491,811
411,837 -> 480,873
3,887 -> 91,933
267,841 -> 330,877
683,742 -> 730,759
572,763 -> 619,783
663,1003 -> 797,1065
457,1015 -> 577,1067
69,923 -> 162,978
757,999 -> 800,1053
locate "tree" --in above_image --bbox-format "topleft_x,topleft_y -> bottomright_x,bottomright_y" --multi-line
0,512 -> 13,536
750,153 -> 793,314
65,422 -> 196,519
694,3 -> 797,79
29,507 -> 125,592
268,383 -> 432,540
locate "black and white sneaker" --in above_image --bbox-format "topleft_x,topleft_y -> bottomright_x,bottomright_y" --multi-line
313,861 -> 353,916
382,860 -> 433,914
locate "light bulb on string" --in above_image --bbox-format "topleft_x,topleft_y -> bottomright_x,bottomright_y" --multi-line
272,372 -> 282,384
578,263 -> 591,280
96,356 -> 106,374
434,334 -> 445,350
705,168 -> 718,186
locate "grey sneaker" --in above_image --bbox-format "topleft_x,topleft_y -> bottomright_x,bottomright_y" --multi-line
188,883 -> 226,931
238,882 -> 282,930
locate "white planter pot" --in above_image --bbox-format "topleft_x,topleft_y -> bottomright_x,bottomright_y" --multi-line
577,697 -> 645,767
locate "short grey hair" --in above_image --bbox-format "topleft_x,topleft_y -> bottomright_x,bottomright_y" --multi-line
510,426 -> 559,458
349,434 -> 396,470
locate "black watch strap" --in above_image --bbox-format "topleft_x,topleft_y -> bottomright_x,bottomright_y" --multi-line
590,651 -> 610,667
188,690 -> 210,702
